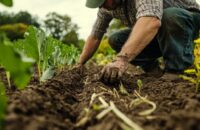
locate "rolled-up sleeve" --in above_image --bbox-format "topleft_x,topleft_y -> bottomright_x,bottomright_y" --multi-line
135,0 -> 163,20
91,9 -> 112,40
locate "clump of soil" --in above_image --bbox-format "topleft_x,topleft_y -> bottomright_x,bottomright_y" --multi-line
2,65 -> 200,130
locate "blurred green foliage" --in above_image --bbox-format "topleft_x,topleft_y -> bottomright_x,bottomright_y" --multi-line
0,32 -> 34,89
44,12 -> 81,47
0,11 -> 39,27
106,19 -> 125,37
0,23 -> 28,40
0,1 -> 12,129
0,11 -> 40,40
93,38 -> 116,65
92,19 -> 125,65
0,0 -> 12,7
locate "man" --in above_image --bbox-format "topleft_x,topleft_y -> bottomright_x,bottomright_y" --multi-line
78,0 -> 200,83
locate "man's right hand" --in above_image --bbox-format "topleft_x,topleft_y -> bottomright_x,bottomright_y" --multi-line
99,54 -> 129,84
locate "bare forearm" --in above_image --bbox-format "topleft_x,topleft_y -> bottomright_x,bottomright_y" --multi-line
119,17 -> 161,61
79,35 -> 101,64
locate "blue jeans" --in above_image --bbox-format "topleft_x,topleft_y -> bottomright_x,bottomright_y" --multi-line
108,7 -> 200,72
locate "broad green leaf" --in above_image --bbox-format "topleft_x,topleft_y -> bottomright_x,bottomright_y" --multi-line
23,26 -> 45,61
14,26 -> 46,78
13,39 -> 25,53
0,0 -> 13,7
0,43 -> 34,89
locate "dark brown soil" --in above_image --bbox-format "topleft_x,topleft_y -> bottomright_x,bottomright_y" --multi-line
2,65 -> 200,130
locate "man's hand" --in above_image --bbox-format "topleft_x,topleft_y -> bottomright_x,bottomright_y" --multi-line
100,55 -> 129,84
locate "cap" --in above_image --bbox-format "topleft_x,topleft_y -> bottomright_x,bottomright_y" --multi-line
85,0 -> 105,8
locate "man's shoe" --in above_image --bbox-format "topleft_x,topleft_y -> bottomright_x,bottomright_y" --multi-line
145,65 -> 164,78
139,60 -> 164,78
160,72 -> 182,81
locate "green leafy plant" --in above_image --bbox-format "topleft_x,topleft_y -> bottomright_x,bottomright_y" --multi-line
0,0 -> 13,7
0,39 -> 34,89
40,33 -> 80,80
14,26 -> 46,78
0,38 -> 34,130
0,24 -> 35,130
93,38 -> 116,65
0,1 -> 39,129
14,26 -> 80,81
181,38 -> 200,92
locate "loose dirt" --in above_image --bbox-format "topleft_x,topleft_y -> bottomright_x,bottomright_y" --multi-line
2,65 -> 200,130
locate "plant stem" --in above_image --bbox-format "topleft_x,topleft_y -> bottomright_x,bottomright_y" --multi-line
37,62 -> 41,80
6,71 -> 11,89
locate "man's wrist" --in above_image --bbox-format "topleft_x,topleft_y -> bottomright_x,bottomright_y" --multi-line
116,53 -> 129,62
115,53 -> 129,62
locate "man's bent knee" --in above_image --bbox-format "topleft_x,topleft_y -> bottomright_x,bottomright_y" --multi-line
108,34 -> 117,48
108,29 -> 131,52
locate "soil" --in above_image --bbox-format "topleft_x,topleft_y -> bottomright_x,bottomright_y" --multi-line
1,65 -> 200,130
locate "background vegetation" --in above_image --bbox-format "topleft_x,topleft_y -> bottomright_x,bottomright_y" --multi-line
0,0 -> 200,129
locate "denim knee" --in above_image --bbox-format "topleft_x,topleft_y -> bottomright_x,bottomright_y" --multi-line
157,7 -> 196,71
108,33 -> 118,48
108,28 -> 131,52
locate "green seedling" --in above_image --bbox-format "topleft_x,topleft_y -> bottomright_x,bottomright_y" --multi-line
137,79 -> 143,94
5,71 -> 11,88
119,82 -> 129,96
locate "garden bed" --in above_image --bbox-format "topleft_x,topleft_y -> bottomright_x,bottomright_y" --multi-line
2,65 -> 200,130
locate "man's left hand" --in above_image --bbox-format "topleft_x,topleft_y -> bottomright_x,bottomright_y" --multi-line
100,56 -> 129,83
